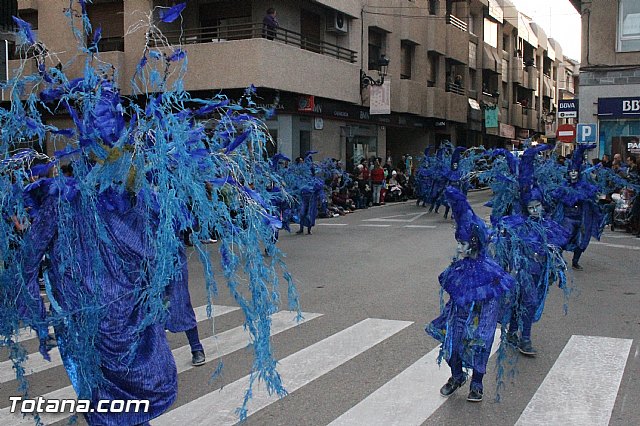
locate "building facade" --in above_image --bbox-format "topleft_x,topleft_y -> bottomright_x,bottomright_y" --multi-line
7,0 -> 574,168
572,0 -> 640,160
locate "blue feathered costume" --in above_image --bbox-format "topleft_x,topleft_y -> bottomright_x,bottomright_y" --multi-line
2,4 -> 299,425
426,187 -> 515,399
493,145 -> 569,356
551,143 -> 604,269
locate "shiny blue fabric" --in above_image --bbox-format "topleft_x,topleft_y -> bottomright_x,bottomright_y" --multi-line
494,215 -> 569,325
426,256 -> 515,374
20,188 -> 177,425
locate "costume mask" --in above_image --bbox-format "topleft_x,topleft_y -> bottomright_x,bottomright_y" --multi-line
568,169 -> 579,182
456,240 -> 474,258
527,200 -> 543,219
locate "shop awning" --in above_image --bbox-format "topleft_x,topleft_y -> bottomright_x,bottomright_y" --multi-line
483,45 -> 503,73
518,16 -> 538,47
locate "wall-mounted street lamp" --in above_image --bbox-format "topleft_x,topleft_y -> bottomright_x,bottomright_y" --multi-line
361,55 -> 390,89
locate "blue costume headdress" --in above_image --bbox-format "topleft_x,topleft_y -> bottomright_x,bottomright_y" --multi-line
519,144 -> 553,208
445,186 -> 489,254
568,143 -> 596,173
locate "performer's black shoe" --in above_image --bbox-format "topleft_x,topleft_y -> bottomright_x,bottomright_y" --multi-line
307,229 -> 312,235
518,339 -> 537,357
296,229 -> 304,234
440,376 -> 466,397
467,387 -> 483,402
571,263 -> 583,270
191,350 -> 206,366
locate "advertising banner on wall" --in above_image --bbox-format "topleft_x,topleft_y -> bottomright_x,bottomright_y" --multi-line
485,107 -> 498,128
369,81 -> 391,115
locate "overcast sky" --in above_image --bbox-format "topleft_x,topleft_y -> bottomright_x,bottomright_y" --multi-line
508,0 -> 582,61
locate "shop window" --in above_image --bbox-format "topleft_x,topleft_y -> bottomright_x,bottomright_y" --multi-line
618,0 -> 640,52
428,0 -> 439,16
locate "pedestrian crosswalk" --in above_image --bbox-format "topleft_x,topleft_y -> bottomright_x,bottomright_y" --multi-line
0,303 -> 634,426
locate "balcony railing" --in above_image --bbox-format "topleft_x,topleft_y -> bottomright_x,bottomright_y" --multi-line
446,14 -> 468,32
446,82 -> 465,95
156,22 -> 357,63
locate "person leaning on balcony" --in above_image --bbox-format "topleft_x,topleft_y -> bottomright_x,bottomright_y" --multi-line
263,7 -> 279,40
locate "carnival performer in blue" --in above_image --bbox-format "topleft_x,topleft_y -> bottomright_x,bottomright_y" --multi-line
442,146 -> 467,219
426,187 -> 515,402
551,143 -> 603,270
2,4 -> 300,425
427,142 -> 452,214
493,145 -> 569,356
296,152 -> 324,235
165,244 -> 206,366
414,146 -> 434,207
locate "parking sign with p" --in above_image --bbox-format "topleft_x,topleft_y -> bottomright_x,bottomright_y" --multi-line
576,123 -> 597,143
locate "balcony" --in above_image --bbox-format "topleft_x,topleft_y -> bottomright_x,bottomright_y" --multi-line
527,109 -> 539,131
525,67 -> 539,91
17,0 -> 37,11
542,75 -> 554,99
396,79 -> 425,114
511,103 -> 524,128
511,57 -> 524,85
423,86 -> 446,119
156,22 -> 357,63
445,15 -> 468,64
446,91 -> 467,123
426,17 -> 446,54
158,37 -> 360,103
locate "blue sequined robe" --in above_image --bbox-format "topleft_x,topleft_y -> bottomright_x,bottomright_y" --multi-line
19,185 -> 177,425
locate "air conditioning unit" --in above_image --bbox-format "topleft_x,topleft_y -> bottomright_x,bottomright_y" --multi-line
327,11 -> 348,34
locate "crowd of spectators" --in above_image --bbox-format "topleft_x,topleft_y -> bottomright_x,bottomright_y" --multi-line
318,156 -> 415,218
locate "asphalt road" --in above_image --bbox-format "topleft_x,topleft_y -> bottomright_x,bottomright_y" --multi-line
1,189 -> 639,426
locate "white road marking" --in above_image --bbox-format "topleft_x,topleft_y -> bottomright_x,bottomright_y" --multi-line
155,318 -> 413,425
0,305 -> 238,384
403,225 -> 437,229
515,335 -> 633,426
0,310 -> 321,425
591,241 -> 640,250
359,224 -> 392,228
316,223 -> 348,226
363,212 -> 428,223
328,330 -> 501,426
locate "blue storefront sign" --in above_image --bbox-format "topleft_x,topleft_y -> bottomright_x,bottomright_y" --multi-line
598,97 -> 640,118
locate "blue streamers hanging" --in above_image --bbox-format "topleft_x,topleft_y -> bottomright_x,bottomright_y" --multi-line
1,3 -> 301,425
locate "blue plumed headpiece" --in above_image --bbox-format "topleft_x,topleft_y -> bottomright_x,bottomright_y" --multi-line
451,146 -> 465,167
518,144 -> 552,207
445,186 -> 488,253
568,143 -> 596,172
424,145 -> 432,157
490,148 -> 517,175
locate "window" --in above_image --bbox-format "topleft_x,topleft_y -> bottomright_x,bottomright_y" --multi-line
428,0 -> 439,16
469,41 -> 477,68
469,68 -> 477,90
368,28 -> 386,70
469,13 -> 476,35
87,2 -> 124,51
618,0 -> 640,52
428,52 -> 439,87
484,18 -> 498,48
400,40 -> 415,79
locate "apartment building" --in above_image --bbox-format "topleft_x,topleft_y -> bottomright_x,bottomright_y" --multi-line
1,0 -> 18,87
572,0 -> 640,160
6,0 -> 572,167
